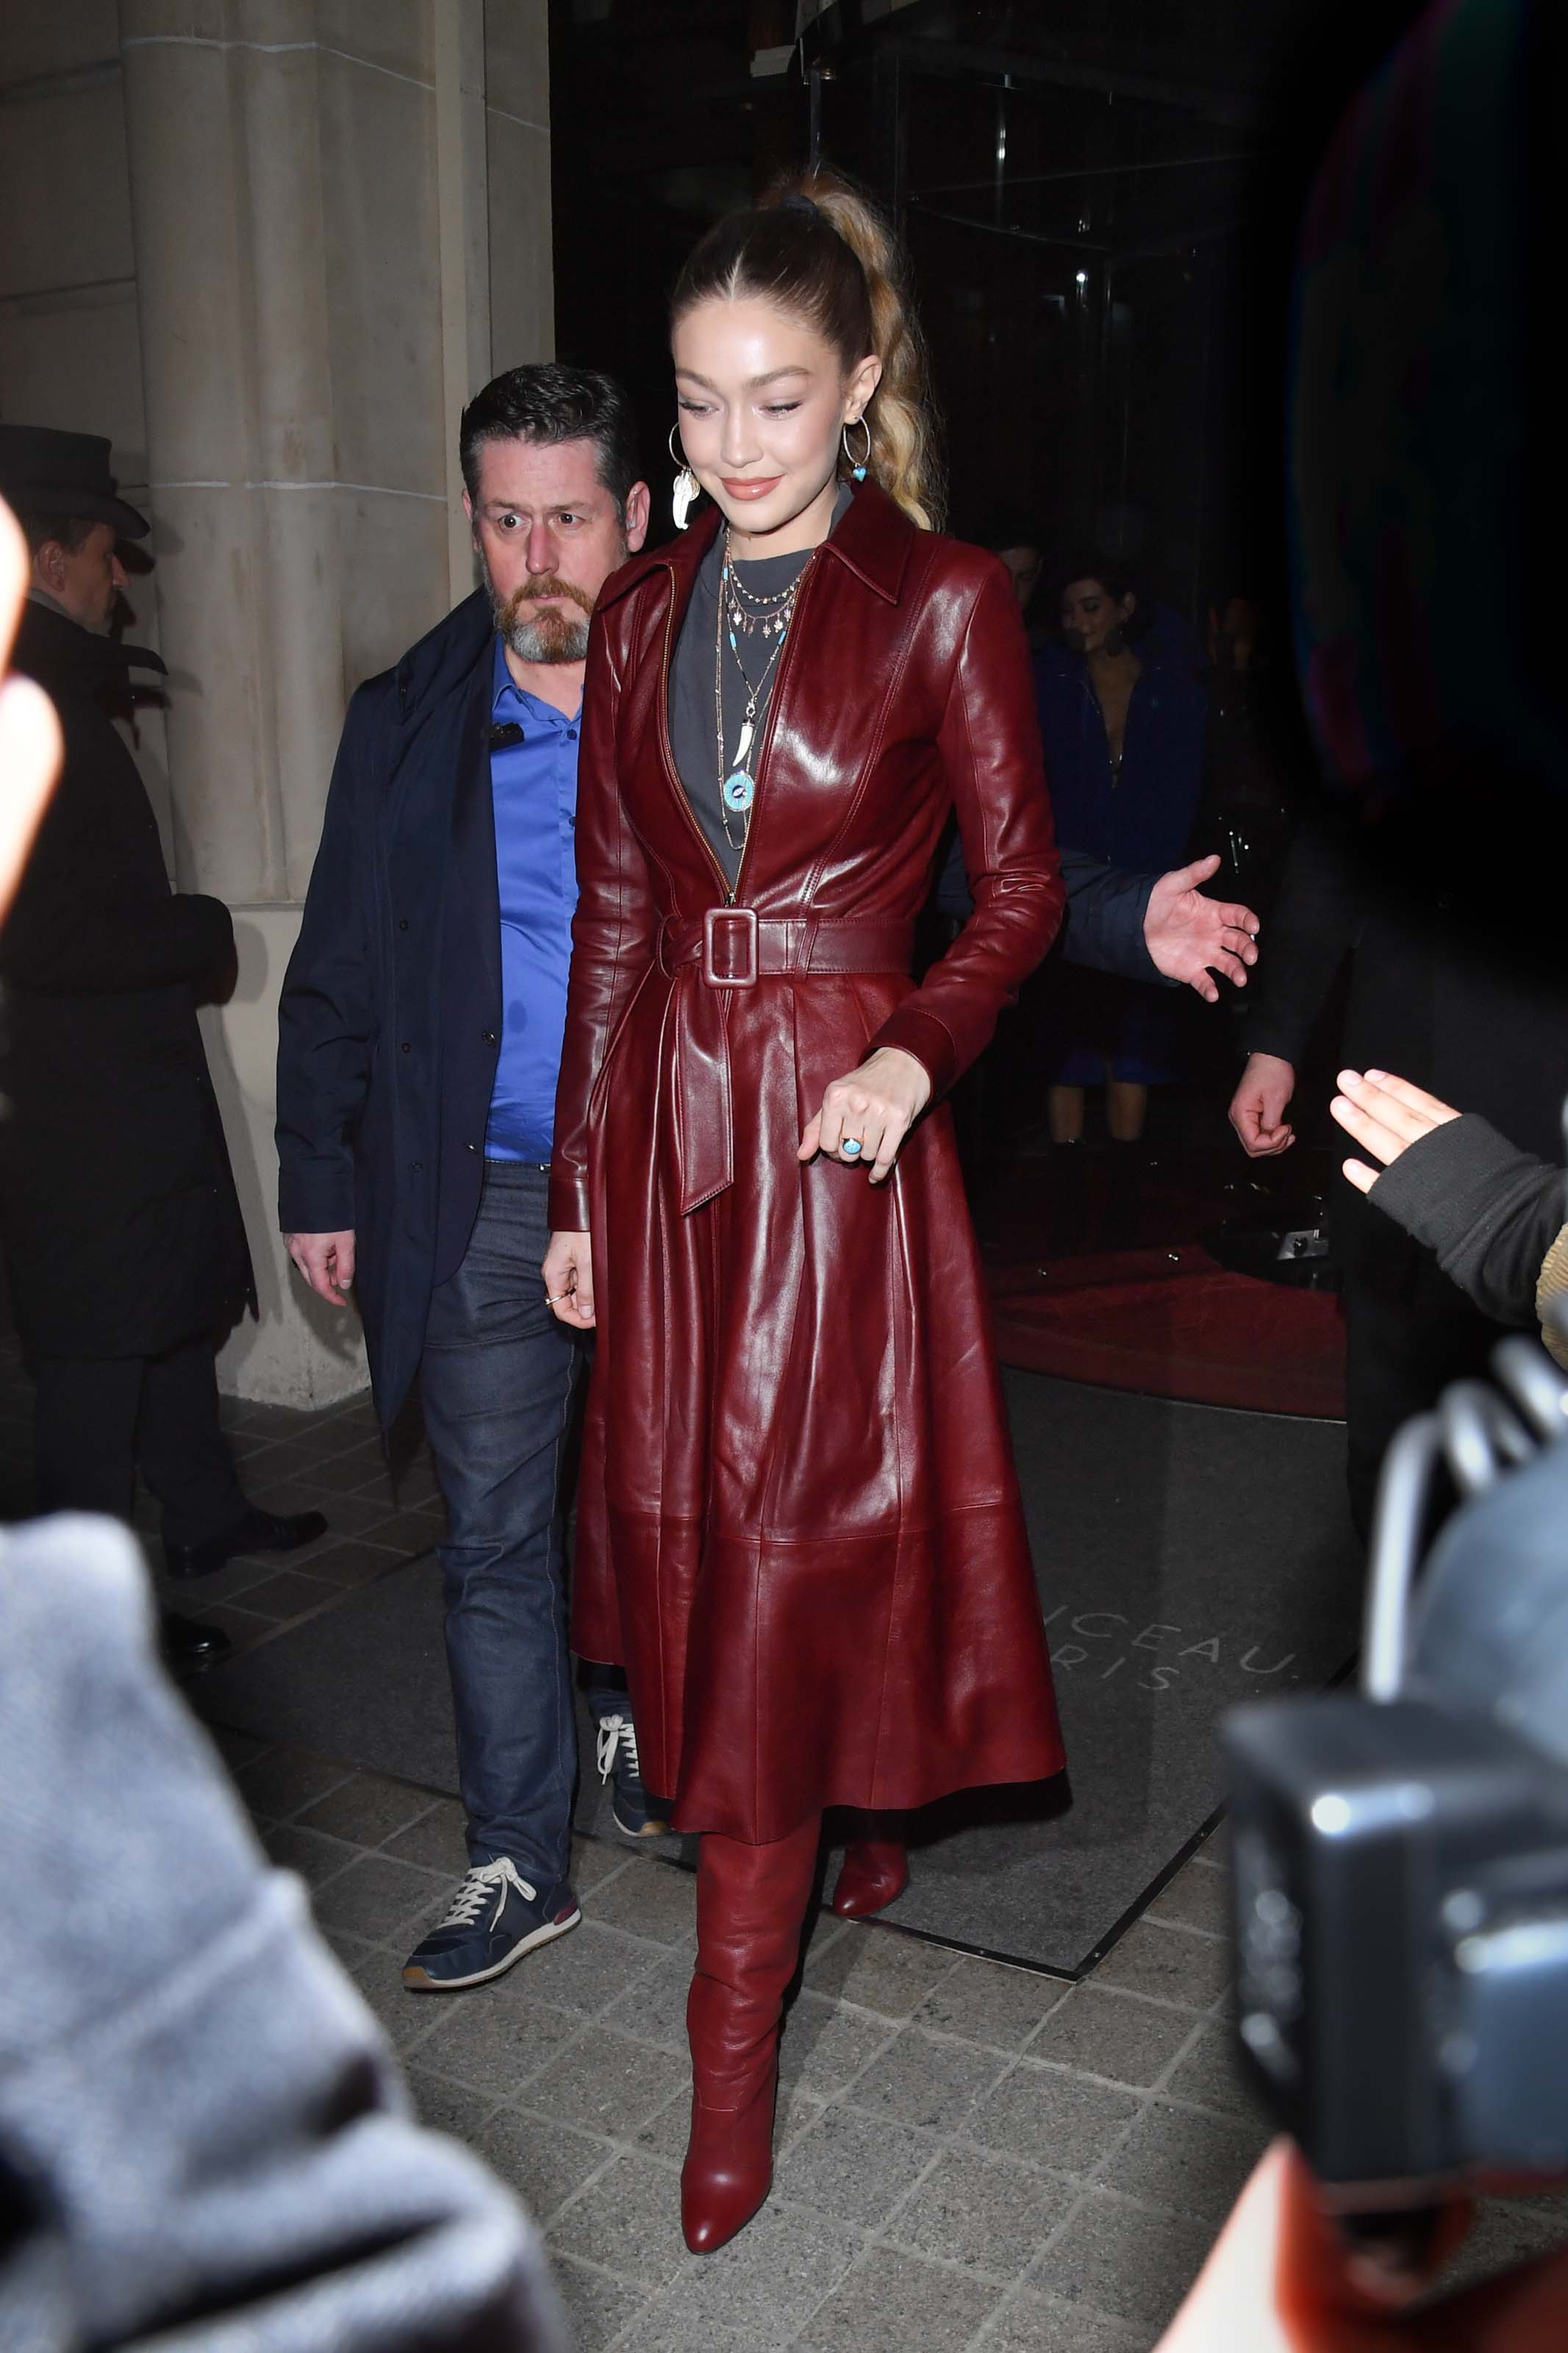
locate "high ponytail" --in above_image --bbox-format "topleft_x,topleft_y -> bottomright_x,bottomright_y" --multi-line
670,167 -> 945,533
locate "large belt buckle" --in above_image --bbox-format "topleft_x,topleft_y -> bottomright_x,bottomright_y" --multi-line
702,905 -> 759,988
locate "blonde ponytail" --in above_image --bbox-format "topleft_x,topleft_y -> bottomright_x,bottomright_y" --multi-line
670,167 -> 946,534
801,170 -> 945,533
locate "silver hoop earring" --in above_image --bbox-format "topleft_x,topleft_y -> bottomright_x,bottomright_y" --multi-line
842,416 -> 871,482
668,423 -> 699,530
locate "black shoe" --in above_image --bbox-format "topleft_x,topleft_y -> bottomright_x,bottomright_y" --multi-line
160,1610 -> 233,1671
595,1712 -> 668,1838
164,1504 -> 329,1581
402,1860 -> 581,1991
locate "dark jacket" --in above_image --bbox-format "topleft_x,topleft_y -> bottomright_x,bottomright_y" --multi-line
1370,1113 -> 1564,1329
1032,643 -> 1208,873
1243,807 -> 1568,1299
276,590 -> 502,1429
0,601 -> 252,1359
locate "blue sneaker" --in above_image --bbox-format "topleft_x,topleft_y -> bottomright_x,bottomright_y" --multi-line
401,1859 -> 579,1992
595,1712 -> 668,1838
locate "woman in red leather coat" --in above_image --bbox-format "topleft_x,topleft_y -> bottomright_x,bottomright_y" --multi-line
544,173 -> 1065,2252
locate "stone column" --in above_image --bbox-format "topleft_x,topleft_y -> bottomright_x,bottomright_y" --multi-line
116,0 -> 551,1406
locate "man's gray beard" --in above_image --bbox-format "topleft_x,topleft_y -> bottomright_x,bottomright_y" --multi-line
504,612 -> 590,664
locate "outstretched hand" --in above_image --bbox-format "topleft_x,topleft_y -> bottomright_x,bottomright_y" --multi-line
1143,853 -> 1260,1002
1331,1070 -> 1461,1196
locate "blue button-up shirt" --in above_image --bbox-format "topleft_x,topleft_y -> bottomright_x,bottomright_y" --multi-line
483,638 -> 581,1162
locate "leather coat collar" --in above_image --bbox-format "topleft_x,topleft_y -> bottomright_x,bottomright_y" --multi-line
597,475 -> 914,615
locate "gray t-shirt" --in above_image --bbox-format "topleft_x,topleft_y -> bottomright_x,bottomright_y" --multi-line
668,485 -> 852,890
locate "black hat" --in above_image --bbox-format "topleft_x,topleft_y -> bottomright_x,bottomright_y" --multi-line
0,423 -> 149,539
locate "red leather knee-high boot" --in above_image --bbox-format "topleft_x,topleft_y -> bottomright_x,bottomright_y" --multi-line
681,1817 -> 820,2254
831,1831 -> 909,1919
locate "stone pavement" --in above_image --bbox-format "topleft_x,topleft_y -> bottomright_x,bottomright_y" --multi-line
3,1351 -> 1562,2348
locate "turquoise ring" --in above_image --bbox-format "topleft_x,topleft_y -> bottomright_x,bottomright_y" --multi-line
840,1138 -> 864,1160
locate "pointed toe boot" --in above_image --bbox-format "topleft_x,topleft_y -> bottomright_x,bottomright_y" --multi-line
681,1818 -> 820,2254
831,1838 -> 909,1919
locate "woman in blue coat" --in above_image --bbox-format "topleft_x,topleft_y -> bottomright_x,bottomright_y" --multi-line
1034,560 -> 1208,1146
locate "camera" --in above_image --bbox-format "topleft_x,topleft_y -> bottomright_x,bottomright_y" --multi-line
1222,1329 -> 1568,2207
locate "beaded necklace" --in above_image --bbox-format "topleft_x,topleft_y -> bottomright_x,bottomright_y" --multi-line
713,530 -> 807,854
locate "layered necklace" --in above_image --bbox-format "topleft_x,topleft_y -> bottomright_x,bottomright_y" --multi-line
714,528 -> 807,854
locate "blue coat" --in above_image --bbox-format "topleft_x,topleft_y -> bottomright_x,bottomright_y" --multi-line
277,591 -> 504,1427
1032,645 -> 1208,874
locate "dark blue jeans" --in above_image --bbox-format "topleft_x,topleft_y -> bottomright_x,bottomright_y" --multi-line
420,1161 -> 617,1890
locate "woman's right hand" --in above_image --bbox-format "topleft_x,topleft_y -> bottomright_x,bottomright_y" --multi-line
543,1229 -> 595,1329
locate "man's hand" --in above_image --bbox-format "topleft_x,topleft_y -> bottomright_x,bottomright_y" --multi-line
1330,1069 -> 1461,1196
1143,853 -> 1260,1002
1229,1051 -> 1297,1156
285,1229 -> 357,1307
543,1229 -> 595,1329
799,1046 -> 932,1187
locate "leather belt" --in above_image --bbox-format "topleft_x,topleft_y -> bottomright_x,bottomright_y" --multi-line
658,910 -> 915,988
657,910 -> 916,1215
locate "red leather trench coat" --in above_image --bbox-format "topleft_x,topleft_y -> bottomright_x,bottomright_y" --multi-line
550,480 -> 1067,1841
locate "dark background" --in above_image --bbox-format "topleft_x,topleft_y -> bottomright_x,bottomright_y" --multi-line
548,0 -> 1423,629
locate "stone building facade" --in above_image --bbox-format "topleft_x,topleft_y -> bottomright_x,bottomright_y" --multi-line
0,0 -> 553,1405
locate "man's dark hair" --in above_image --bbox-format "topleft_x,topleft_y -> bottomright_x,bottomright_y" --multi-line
18,515 -> 97,558
459,364 -> 639,520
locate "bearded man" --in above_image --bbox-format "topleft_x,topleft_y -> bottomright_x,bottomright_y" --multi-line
277,367 -> 658,1996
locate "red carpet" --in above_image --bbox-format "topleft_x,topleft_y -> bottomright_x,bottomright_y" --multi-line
987,1243 -> 1346,1418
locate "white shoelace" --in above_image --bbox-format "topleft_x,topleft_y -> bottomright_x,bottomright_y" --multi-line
596,1712 -> 640,1785
437,1857 -> 536,1929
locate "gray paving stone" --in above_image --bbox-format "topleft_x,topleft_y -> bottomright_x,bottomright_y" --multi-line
1030,2188 -> 1215,2329
587,1856 -> 698,1946
1146,1863 -> 1232,1938
296,1772 -> 441,1846
979,2285 -> 1145,2350
478,2107 -> 617,2227
1091,1921 -> 1232,2011
545,2253 -> 650,2351
601,1950 -> 692,2054
1429,2194 -> 1568,2296
259,1823 -> 361,1889
221,1565 -> 338,1621
631,2085 -> 692,2169
841,2026 -> 1005,2133
528,2024 -> 690,2132
795,2244 -> 1000,2352
413,1988 -> 581,2093
1027,1986 -> 1198,2088
310,1852 -> 450,1940
967,2061 -> 1141,2175
235,1746 -> 356,1823
572,1835 -> 637,1893
511,1917 -> 664,2019
182,1603 -> 273,1653
803,1923 -> 962,2019
1162,2022 -> 1256,2119
887,2145 -> 1077,2280
347,1957 -> 443,2054
777,1989 -> 893,2096
1102,2099 -> 1266,2223
297,1534 -> 409,1582
405,2066 -> 506,2143
642,2200 -> 862,2343
774,2102 -> 939,2227
383,1799 -> 470,1874
917,1956 -> 1070,2052
549,2151 -> 689,2287
617,2307 -> 750,2352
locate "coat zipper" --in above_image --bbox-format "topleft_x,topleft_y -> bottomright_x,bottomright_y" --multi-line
655,563 -> 733,905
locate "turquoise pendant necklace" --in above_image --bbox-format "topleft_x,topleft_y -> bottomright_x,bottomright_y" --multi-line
714,533 -> 802,849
